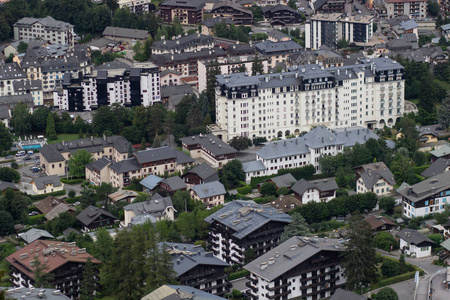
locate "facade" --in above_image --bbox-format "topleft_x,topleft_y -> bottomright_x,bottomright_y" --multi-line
396,229 -> 435,258
244,236 -> 346,300
159,0 -> 205,25
312,0 -> 353,13
53,62 -> 160,111
204,200 -> 292,265
76,205 -> 118,232
355,162 -> 396,196
123,193 -> 175,226
182,162 -> 219,186
262,4 -> 304,25
39,135 -> 130,177
214,57 -> 405,142
30,175 -> 64,195
5,240 -> 101,299
288,50 -> 343,68
211,2 -> 253,25
85,157 -> 113,186
399,171 -> 450,218
190,181 -> 226,208
13,16 -> 74,47
180,134 -> 237,168
385,0 -> 427,18
305,13 -> 374,50
118,0 -> 153,13
256,40 -> 303,68
151,33 -> 214,55
160,242 -> 230,297
160,69 -> 182,86
291,177 -> 338,203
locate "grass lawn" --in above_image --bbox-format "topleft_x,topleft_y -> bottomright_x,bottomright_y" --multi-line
48,134 -> 80,144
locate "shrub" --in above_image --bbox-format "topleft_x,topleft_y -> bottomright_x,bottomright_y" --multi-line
376,287 -> 398,300
374,231 -> 399,251
10,162 -> 18,169
381,259 -> 400,278
60,178 -> 84,184
29,189 -> 66,201
28,214 -> 46,225
68,190 -> 76,198
228,270 -> 249,281
236,185 -> 252,195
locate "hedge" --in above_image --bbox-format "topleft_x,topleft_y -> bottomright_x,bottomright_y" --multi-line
28,214 -> 46,225
65,196 -> 81,204
60,178 -> 84,184
413,165 -> 429,175
250,175 -> 273,189
236,185 -> 252,195
29,189 -> 66,201
0,159 -> 16,165
228,270 -> 249,281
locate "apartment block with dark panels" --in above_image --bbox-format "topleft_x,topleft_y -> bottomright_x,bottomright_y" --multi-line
244,236 -> 346,300
204,200 -> 291,265
262,4 -> 304,25
160,242 -> 231,297
315,0 -> 353,14
159,0 -> 205,25
211,2 -> 253,25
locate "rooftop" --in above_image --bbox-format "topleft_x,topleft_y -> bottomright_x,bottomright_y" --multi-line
76,205 -> 117,226
1,287 -> 71,300
31,175 -> 62,191
267,173 -> 297,188
191,181 -> 226,198
159,0 -> 206,9
332,127 -> 381,147
108,190 -> 139,203
396,229 -> 435,246
103,26 -> 148,39
292,177 -> 338,196
152,33 -> 214,53
161,176 -> 187,191
256,40 -> 303,55
397,170 -> 450,203
180,133 -> 237,156
19,229 -> 54,244
140,174 -> 163,190
430,144 -> 450,158
356,162 -> 396,190
421,158 -> 450,178
182,163 -> 219,182
269,194 -> 303,213
142,285 -> 227,300
124,193 -> 173,218
364,215 -> 396,230
14,16 -> 74,31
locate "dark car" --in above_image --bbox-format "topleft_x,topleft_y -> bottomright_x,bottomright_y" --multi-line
24,157 -> 32,161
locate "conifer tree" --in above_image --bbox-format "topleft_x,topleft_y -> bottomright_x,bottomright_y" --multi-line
80,258 -> 97,300
279,213 -> 311,243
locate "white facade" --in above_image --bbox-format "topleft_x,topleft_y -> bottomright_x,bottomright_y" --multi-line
403,195 -> 449,218
386,0 -> 427,18
119,0 -> 153,13
357,177 -> 393,195
399,238 -> 431,258
13,17 -> 74,47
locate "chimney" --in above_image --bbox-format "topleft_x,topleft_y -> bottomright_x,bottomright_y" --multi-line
61,140 -> 65,146
103,133 -> 106,141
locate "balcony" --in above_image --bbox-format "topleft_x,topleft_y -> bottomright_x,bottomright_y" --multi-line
246,281 -> 258,292
266,281 -> 290,291
267,289 -> 291,299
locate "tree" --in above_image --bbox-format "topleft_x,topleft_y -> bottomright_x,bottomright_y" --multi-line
11,102 -> 31,135
220,160 -> 245,189
0,123 -> 12,154
31,107 -> 51,132
237,64 -> 247,72
0,167 -> 20,183
79,258 -> 97,300
337,39 -> 349,49
381,259 -> 400,278
427,0 -> 440,17
17,41 -> 28,53
45,113 -> 57,140
428,233 -> 443,245
342,212 -> 377,289
152,133 -> 161,148
80,188 -> 98,209
229,136 -> 252,151
288,0 -> 297,9
376,287 -> 399,300
32,256 -> 54,288
92,106 -> 122,136
244,248 -> 256,264
374,232 -> 398,251
252,136 -> 267,145
206,59 -> 220,118
260,182 -> 277,196
279,213 -> 310,243
0,211 -> 14,236
172,190 -> 190,214
379,196 -> 396,215
252,53 -> 264,75
92,228 -> 114,262
438,94 -> 450,130
390,154 -> 416,184
96,182 -> 116,210
68,150 -> 93,178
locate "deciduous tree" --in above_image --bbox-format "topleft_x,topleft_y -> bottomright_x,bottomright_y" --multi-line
0,123 -> 12,154
11,102 -> 31,135
376,287 -> 399,300
46,113 -> 57,140
68,150 -> 93,178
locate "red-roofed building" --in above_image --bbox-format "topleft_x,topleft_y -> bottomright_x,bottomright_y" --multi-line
5,240 -> 101,299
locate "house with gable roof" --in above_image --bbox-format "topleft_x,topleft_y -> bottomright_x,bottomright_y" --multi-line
190,181 -> 226,208
123,193 -> 175,226
30,175 -> 64,195
76,205 -> 118,232
291,177 -> 338,204
182,162 -> 219,187
396,229 -> 435,258
355,162 -> 395,196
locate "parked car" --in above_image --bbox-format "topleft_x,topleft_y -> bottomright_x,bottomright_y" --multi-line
16,151 -> 26,157
24,157 -> 32,161
28,211 -> 39,216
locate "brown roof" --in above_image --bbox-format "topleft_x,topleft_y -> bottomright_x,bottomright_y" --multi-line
5,240 -> 101,280
269,195 -> 302,213
35,196 -> 68,215
364,215 -> 396,230
45,203 -> 76,221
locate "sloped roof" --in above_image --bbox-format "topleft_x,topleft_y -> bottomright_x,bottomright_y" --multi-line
396,229 -> 435,246
103,26 -> 148,40
397,170 -> 450,203
421,158 -> 450,178
76,205 -> 117,226
140,174 -> 163,190
142,285 -> 227,300
332,126 -> 380,147
364,215 -> 396,230
270,195 -> 302,213
161,176 -> 187,191
292,177 -> 338,196
268,173 -> 297,188
180,133 -> 237,156
108,157 -> 141,174
201,17 -> 234,28
430,144 -> 450,158
256,40 -> 302,55
174,150 -> 195,164
85,157 -> 112,172
152,33 -> 214,52
31,175 -> 62,191
35,196 -> 68,215
14,16 -> 73,31
1,287 -> 71,299
356,162 -> 396,189
191,181 -> 226,198
19,229 -> 54,244
0,181 -> 18,191
302,125 -> 344,149
108,190 -> 139,203
159,0 -> 206,9
242,160 -> 266,173
124,193 -> 173,218
45,203 -> 75,221
132,146 -> 177,164
182,163 -> 218,182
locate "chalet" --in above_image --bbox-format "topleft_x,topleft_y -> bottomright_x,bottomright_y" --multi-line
160,176 -> 187,193
190,181 -> 226,208
182,162 -> 219,186
430,144 -> 450,162
160,69 -> 182,86
0,181 -> 18,192
291,178 -> 338,204
267,29 -> 292,42
76,205 -> 118,232
35,196 -> 75,221
421,158 -> 450,178
269,194 -> 303,213
396,229 -> 435,258
262,4 -> 304,26
355,162 -> 395,196
159,0 -> 205,25
123,193 -> 175,226
364,215 -> 396,232
30,175 -> 63,195
263,173 -> 296,189
211,2 -> 253,25
140,174 -> 163,193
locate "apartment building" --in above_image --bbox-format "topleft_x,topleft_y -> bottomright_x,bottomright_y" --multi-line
312,0 -> 353,14
214,57 -> 404,142
211,2 -> 253,25
118,0 -> 153,13
198,55 -> 269,92
305,13 -> 374,50
385,0 -> 427,18
151,33 -> 214,55
159,0 -> 205,25
287,50 -> 344,68
399,171 -> 450,218
262,4 -> 304,26
255,40 -> 303,68
13,16 -> 74,47
204,200 -> 292,265
53,62 -> 160,111
244,236 -> 346,300
355,162 -> 396,196
292,177 -> 338,203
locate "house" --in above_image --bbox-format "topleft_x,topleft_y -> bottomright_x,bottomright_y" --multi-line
430,144 -> 450,162
30,175 -> 64,195
5,240 -> 101,299
40,135 -> 130,176
242,160 -> 267,184
396,126 -> 439,144
160,69 -> 182,86
190,181 -> 226,208
255,40 -> 303,68
180,134 -> 237,168
0,107 -> 10,128
355,162 -> 395,196
244,236 -> 346,300
201,18 -> 234,35
421,158 -> 450,178
211,2 -> 253,25
140,174 -> 163,193
288,49 -> 343,68
267,30 -> 292,42
160,176 -> 187,193
18,229 -> 54,244
102,26 -> 149,42
86,37 -> 119,51
85,157 -> 113,186
159,242 -> 230,297
269,194 -> 303,213
0,181 -> 19,192
108,190 -> 139,204
182,163 -> 219,186
76,205 -> 118,232
263,173 -> 296,189
330,289 -> 369,300
385,0 -> 427,18
398,171 -> 450,218
35,196 -> 75,221
262,4 -> 304,26
159,0 -> 205,25
3,39 -> 45,58
123,193 -> 175,227
291,177 -> 338,204
396,229 -> 435,258
141,285 -> 227,300
441,24 -> 450,39
118,0 -> 153,14
1,287 -> 71,299
151,33 -> 214,55
364,215 -> 396,232
161,84 -> 195,110
204,200 -> 292,265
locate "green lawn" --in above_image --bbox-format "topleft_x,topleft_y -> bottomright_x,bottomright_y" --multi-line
48,134 -> 80,144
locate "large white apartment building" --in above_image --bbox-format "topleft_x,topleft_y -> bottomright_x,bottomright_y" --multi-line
385,0 -> 427,18
214,57 -> 404,142
305,13 -> 374,50
119,0 -> 153,14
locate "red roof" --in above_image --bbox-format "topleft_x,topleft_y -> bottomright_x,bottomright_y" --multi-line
364,215 -> 396,230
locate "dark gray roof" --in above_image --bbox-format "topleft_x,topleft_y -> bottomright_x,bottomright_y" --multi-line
180,133 -> 237,156
268,30 -> 290,41
151,48 -> 226,66
0,63 -> 27,80
160,84 -> 194,98
396,229 -> 435,246
357,162 -> 395,190
161,176 -> 187,191
152,33 -> 214,53
289,49 -> 342,65
244,236 -> 343,281
124,193 -> 173,218
14,16 -> 74,31
201,17 -> 234,28
76,205 -> 117,226
87,37 -> 118,48
1,288 -> 71,300
183,163 -> 219,182
268,173 -> 296,188
94,60 -> 130,71
262,4 -> 299,14
103,27 -> 149,40
142,285 -> 227,300
386,15 -> 411,27
398,170 -> 450,203
191,181 -> 226,198
330,289 -> 368,300
174,150 -> 195,164
0,108 -> 9,120
212,1 -> 253,16
159,0 -> 206,9
242,160 -> 266,173
292,177 -> 338,195
421,158 -> 450,178
18,228 -> 54,244
160,242 -> 229,277
0,181 -> 18,191
140,175 -> 163,190
86,157 -> 112,172
332,127 -> 380,147
133,147 -> 177,164
108,157 -> 141,174
13,80 -> 42,92
32,175 -> 62,191
204,200 -> 291,239
256,40 -> 303,55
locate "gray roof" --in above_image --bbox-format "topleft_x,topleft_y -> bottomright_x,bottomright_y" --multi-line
86,157 -> 112,172
256,40 -> 303,55
330,289 -> 368,300
442,24 -> 450,31
87,37 -> 118,48
18,228 -> 54,244
191,181 -> 226,198
180,133 -> 237,156
201,17 -> 234,28
244,236 -> 343,282
421,158 -> 450,178
397,170 -> 450,203
133,147 -> 177,164
1,288 -> 70,300
103,26 -> 149,40
14,16 -> 73,31
356,162 -> 395,189
94,60 -> 130,71
124,193 -> 173,218
76,205 -> 117,226
396,229 -> 435,246
268,173 -> 297,188
0,107 -> 10,120
262,3 -> 299,14
160,242 -> 229,277
302,126 -> 344,148
161,176 -> 187,191
45,203 -> 74,221
430,144 -> 450,158
242,160 -> 266,173
289,49 -> 342,65
212,1 -> 253,16
399,19 -> 418,31
204,200 -> 291,240
183,163 -> 218,182
268,30 -> 290,41
160,84 -> 194,98
159,0 -> 206,9
140,175 -> 163,190
332,127 -> 380,147
152,33 -> 214,53
108,157 -> 141,174
292,177 -> 338,195
32,175 -> 62,191
0,181 -> 18,191
255,137 -> 310,160
175,150 -> 195,164
0,62 -> 27,80
130,214 -> 158,226
151,48 -> 226,66
142,285 -> 227,300
0,94 -> 33,108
